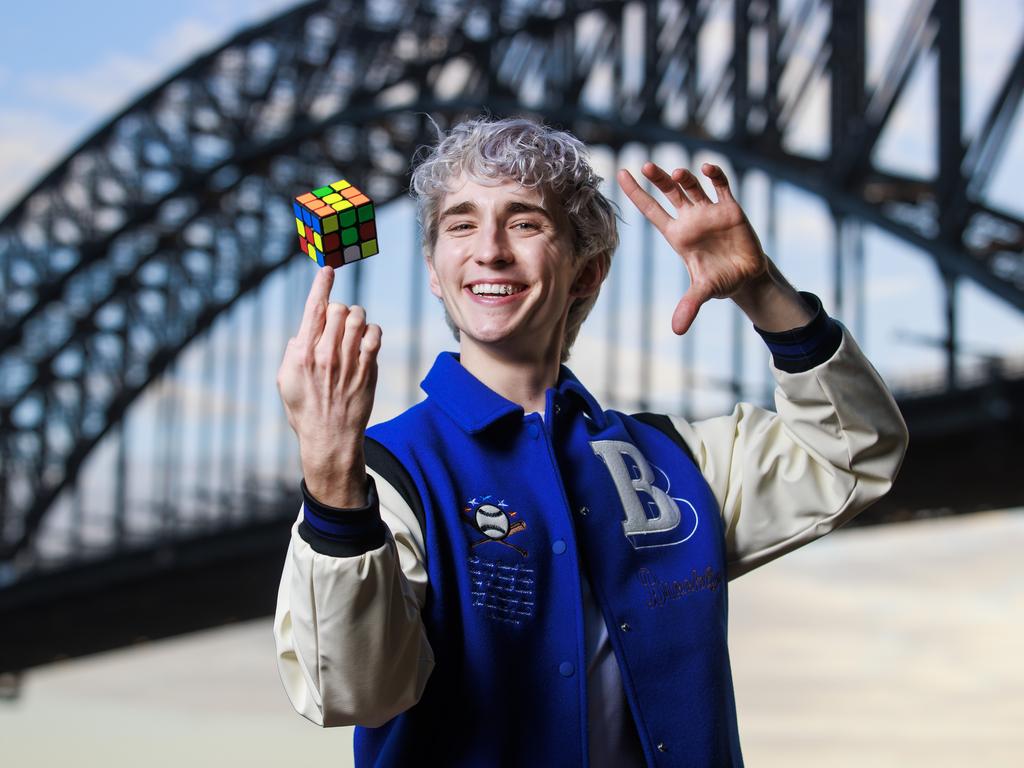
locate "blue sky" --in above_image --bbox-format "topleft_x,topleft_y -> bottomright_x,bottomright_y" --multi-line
0,0 -> 299,208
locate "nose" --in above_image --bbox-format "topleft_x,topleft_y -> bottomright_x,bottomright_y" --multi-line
475,219 -> 513,266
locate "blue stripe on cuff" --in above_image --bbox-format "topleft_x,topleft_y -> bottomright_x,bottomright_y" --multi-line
298,475 -> 387,557
754,291 -> 844,373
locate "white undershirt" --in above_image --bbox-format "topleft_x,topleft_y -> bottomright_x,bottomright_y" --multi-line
580,569 -> 647,767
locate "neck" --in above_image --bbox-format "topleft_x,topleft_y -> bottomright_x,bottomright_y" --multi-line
459,340 -> 563,415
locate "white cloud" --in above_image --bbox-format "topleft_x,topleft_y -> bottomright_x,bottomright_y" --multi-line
22,18 -> 224,118
202,0 -> 299,30
0,109 -> 81,215
25,52 -> 156,116
1,10 -> 284,214
154,17 -> 224,61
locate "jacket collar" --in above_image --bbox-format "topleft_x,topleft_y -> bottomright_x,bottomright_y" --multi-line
420,351 -> 607,434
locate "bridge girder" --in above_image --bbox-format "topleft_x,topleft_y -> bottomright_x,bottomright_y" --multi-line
1,0 -> 1023,569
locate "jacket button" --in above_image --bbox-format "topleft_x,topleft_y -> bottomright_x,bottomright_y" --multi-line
578,506 -> 589,516
554,403 -> 561,414
551,539 -> 566,555
527,423 -> 539,439
657,742 -> 667,752
620,622 -> 631,632
558,661 -> 575,677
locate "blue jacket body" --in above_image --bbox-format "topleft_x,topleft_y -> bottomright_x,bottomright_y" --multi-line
356,352 -> 742,767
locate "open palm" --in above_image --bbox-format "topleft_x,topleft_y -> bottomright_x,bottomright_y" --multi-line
617,162 -> 768,335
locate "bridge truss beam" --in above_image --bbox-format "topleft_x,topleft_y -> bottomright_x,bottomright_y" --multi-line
1,0 -> 1022,576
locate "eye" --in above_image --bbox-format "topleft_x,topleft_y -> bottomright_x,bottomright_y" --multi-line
511,220 -> 541,231
447,222 -> 474,232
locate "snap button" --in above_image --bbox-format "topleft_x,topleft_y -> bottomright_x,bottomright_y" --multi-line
657,743 -> 667,752
554,403 -> 561,414
559,661 -> 575,677
620,622 -> 631,632
552,539 -> 566,555
578,506 -> 589,516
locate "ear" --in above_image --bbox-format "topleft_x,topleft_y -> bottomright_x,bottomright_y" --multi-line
570,257 -> 606,299
425,252 -> 443,299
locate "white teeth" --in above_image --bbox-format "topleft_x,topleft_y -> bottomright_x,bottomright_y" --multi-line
470,283 -> 524,296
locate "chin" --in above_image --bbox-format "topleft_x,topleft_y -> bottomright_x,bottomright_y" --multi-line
465,327 -> 517,346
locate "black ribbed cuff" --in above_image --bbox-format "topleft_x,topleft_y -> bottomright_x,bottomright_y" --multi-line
754,292 -> 844,373
297,474 -> 387,557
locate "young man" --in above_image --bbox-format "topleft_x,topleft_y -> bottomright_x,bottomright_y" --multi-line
274,117 -> 908,767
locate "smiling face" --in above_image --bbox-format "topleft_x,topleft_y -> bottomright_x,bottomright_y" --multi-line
426,175 -> 601,363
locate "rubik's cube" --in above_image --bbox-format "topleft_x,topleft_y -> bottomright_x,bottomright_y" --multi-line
294,179 -> 378,268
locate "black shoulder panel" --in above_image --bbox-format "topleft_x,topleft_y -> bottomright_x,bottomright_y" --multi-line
365,436 -> 427,538
629,411 -> 696,465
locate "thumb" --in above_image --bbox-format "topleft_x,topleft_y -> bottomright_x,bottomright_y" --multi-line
671,286 -> 709,336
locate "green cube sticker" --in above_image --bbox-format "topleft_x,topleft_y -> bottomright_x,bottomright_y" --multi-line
312,186 -> 334,198
339,209 -> 356,228
357,203 -> 374,223
341,227 -> 358,246
360,239 -> 378,258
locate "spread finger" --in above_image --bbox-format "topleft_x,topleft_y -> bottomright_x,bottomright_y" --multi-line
641,161 -> 690,209
702,163 -> 735,203
617,168 -> 673,233
672,168 -> 712,206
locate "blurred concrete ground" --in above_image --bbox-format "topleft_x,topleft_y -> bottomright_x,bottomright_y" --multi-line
1,510 -> 1021,767
730,509 -> 1024,767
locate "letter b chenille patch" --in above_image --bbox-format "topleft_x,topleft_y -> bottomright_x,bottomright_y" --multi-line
590,440 -> 699,549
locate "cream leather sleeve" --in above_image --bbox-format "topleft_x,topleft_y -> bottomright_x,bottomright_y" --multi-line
668,326 -> 909,580
273,467 -> 434,728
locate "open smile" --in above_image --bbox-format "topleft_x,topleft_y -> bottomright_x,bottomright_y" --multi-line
464,282 -> 528,304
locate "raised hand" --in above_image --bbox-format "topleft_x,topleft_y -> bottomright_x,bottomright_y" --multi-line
277,267 -> 382,508
617,162 -> 769,335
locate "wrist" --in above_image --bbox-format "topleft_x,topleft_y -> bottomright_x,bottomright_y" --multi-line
304,471 -> 369,509
302,450 -> 368,508
731,263 -> 813,332
299,474 -> 386,556
754,292 -> 843,372
729,266 -> 775,308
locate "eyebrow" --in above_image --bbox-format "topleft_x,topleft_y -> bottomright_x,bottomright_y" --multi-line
439,199 -> 554,222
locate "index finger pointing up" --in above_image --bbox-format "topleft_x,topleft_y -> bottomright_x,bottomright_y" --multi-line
297,266 -> 335,346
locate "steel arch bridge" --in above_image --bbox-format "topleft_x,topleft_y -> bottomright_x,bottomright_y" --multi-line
2,0 -> 1023,673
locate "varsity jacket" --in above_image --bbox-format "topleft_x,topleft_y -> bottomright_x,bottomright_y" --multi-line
273,297 -> 909,767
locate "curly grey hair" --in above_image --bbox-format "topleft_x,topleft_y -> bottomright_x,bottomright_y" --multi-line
409,116 -> 618,362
